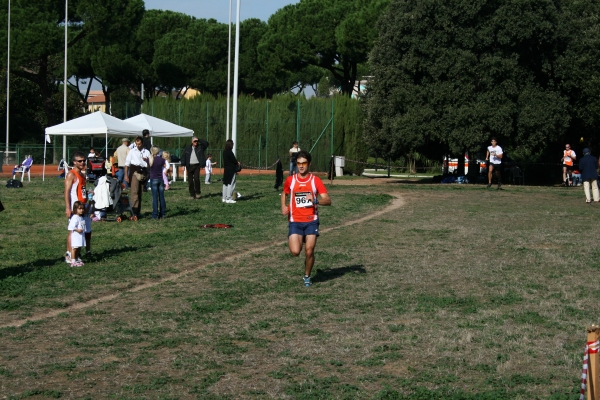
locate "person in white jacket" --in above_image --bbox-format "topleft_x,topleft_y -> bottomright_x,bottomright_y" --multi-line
92,176 -> 112,220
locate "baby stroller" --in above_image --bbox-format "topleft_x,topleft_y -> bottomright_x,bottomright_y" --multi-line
87,156 -> 106,184
104,175 -> 137,222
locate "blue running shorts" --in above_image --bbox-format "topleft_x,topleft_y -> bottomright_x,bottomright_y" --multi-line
288,220 -> 320,237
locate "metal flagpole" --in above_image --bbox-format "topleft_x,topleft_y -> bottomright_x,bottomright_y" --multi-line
226,0 -> 232,140
231,0 -> 241,154
5,0 -> 10,167
62,0 -> 68,161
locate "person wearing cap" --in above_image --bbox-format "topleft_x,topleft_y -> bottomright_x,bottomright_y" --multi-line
578,148 -> 599,203
181,136 -> 209,199
115,138 -> 130,188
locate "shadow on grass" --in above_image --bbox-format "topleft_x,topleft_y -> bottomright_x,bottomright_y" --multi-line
312,264 -> 366,283
235,193 -> 264,202
0,245 -> 147,280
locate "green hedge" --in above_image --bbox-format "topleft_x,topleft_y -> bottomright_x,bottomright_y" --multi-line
124,94 -> 366,174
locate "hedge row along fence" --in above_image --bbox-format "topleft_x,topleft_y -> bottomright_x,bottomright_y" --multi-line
112,94 -> 367,174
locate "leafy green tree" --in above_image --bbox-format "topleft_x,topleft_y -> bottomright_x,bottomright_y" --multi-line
0,0 -> 144,128
259,0 -> 390,97
134,9 -> 195,99
152,18 -> 228,97
364,0 -> 580,161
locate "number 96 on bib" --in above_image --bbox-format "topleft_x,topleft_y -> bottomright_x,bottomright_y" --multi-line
294,192 -> 313,208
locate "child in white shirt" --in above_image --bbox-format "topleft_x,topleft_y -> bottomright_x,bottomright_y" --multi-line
205,154 -> 217,184
162,151 -> 171,190
68,201 -> 86,267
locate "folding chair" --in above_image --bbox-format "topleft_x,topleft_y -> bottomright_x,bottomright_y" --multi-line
12,156 -> 33,182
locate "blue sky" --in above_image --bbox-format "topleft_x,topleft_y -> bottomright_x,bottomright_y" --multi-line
142,0 -> 299,23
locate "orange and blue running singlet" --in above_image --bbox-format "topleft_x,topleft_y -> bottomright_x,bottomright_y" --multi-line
284,173 -> 327,223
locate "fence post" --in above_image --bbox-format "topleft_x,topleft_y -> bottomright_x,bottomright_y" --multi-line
587,325 -> 600,400
259,135 -> 261,174
388,158 -> 391,178
266,101 -> 269,169
330,100 -> 334,156
296,98 -> 300,144
206,102 -> 209,141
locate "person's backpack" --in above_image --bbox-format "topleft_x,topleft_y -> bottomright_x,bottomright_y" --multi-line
6,179 -> 23,188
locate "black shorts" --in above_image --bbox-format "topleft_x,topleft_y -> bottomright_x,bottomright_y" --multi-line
563,164 -> 574,171
489,163 -> 503,172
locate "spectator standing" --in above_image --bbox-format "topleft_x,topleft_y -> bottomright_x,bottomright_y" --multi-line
578,148 -> 599,203
149,146 -> 167,219
124,136 -> 151,218
222,139 -> 240,204
562,144 -> 576,186
87,148 -> 96,158
289,141 -> 300,175
142,129 -> 152,151
64,152 -> 92,264
486,137 -> 503,189
115,138 -> 130,188
182,136 -> 209,199
205,153 -> 216,184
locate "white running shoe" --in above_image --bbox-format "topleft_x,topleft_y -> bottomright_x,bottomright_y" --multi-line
225,199 -> 237,204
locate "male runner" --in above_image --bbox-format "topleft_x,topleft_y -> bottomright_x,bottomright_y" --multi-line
562,143 -> 576,186
486,137 -> 503,189
281,151 -> 331,286
64,152 -> 92,263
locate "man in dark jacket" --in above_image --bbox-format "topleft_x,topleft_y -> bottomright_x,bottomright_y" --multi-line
181,136 -> 209,199
142,129 -> 152,151
579,147 -> 599,203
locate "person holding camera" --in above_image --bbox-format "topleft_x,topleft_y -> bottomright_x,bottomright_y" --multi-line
125,136 -> 151,218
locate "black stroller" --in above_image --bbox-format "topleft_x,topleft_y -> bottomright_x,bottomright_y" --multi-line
104,175 -> 137,222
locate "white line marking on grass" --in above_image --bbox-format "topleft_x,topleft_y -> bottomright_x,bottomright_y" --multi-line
1,194 -> 405,328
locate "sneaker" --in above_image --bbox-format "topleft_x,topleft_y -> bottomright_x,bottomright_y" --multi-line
303,276 -> 312,287
70,260 -> 82,267
65,251 -> 71,264
75,258 -> 85,266
486,183 -> 492,188
497,184 -> 502,190
225,199 -> 237,204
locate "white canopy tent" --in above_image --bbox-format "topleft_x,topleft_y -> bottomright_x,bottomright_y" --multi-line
43,112 -> 144,181
124,113 -> 194,138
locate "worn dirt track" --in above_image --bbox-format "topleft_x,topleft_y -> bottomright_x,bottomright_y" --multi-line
0,193 -> 405,328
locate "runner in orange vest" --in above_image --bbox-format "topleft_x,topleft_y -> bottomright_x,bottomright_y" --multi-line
281,151 -> 331,287
562,144 -> 577,186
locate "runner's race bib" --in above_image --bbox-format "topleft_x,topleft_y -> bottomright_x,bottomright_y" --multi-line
294,192 -> 313,208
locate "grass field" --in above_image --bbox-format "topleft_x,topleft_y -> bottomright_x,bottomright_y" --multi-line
0,176 -> 595,399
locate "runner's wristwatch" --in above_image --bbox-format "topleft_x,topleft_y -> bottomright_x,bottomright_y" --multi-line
314,197 -> 319,205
